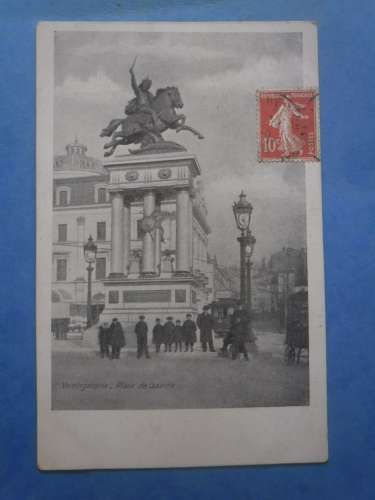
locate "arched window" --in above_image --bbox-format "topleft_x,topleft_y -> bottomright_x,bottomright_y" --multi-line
56,186 -> 71,206
95,184 -> 109,203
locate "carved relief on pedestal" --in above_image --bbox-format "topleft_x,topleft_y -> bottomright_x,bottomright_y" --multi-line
158,167 -> 172,180
125,170 -> 139,182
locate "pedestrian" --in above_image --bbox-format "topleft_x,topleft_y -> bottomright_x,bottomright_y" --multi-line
221,303 -> 250,355
163,316 -> 175,352
231,303 -> 250,329
135,315 -> 150,359
174,320 -> 183,352
197,305 -> 216,352
109,318 -> 125,360
182,313 -> 197,352
231,316 -> 249,361
152,318 -> 164,353
98,321 -> 110,358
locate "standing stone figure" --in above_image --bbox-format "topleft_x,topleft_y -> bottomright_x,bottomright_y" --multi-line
197,306 -> 216,352
109,318 -> 125,360
182,313 -> 197,352
135,315 -> 151,359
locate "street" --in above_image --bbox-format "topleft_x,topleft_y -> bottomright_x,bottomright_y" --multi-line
52,332 -> 309,410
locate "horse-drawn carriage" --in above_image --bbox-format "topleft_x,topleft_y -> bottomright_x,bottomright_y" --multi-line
284,289 -> 309,364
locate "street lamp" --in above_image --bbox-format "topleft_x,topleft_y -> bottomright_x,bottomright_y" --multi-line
83,235 -> 97,329
233,191 -> 253,304
245,232 -> 256,315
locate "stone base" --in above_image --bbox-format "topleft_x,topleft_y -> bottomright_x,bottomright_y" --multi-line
100,276 -> 200,332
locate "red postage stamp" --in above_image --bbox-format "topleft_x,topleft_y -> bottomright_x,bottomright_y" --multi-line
257,89 -> 320,162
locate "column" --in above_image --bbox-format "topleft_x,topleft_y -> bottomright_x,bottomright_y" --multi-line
76,216 -> 85,280
187,194 -> 193,272
176,188 -> 191,273
142,190 -> 156,274
123,198 -> 131,276
154,196 -> 162,276
110,191 -> 124,277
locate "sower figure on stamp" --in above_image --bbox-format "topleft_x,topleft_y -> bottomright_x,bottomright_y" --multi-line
174,320 -> 183,352
135,315 -> 151,359
163,316 -> 175,352
152,318 -> 164,353
197,306 -> 216,352
109,318 -> 125,360
182,313 -> 197,352
98,321 -> 110,358
269,95 -> 309,157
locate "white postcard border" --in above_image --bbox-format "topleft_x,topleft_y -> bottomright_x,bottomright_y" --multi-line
37,21 -> 327,469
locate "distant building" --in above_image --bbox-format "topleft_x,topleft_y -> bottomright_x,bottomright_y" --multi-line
267,247 -> 308,326
206,255 -> 238,303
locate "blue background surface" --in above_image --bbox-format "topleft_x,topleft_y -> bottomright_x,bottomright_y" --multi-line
1,1 -> 374,499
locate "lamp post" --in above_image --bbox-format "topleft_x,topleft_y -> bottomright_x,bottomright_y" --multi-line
233,191 -> 253,304
83,235 -> 97,329
245,232 -> 256,315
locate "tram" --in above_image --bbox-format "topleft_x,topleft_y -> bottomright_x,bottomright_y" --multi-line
209,298 -> 238,337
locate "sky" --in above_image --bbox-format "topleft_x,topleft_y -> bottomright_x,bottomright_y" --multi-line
54,29 -> 306,266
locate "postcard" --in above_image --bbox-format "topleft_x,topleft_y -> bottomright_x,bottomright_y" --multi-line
37,21 -> 327,469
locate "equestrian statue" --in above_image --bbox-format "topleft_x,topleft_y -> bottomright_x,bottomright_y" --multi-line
100,57 -> 204,156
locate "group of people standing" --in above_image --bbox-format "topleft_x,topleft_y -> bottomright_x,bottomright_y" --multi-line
139,314 -> 197,356
98,318 -> 125,360
98,305 -> 217,360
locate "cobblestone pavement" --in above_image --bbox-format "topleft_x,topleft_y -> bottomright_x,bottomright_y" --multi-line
52,331 -> 309,410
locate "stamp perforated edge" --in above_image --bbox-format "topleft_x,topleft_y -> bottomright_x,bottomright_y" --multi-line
256,88 -> 321,163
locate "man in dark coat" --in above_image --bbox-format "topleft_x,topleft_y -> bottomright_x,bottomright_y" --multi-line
182,313 -> 197,352
135,315 -> 150,359
197,306 -> 216,352
163,317 -> 175,352
152,318 -> 164,353
98,321 -> 110,358
109,318 -> 125,360
174,320 -> 183,352
221,304 -> 249,355
231,315 -> 249,361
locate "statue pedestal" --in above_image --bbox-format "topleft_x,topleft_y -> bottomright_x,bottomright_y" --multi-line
100,274 -> 199,332
99,151 -> 207,329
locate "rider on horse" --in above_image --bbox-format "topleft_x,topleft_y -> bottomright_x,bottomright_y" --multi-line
126,57 -> 159,130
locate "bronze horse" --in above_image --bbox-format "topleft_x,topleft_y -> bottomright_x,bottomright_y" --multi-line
100,86 -> 204,156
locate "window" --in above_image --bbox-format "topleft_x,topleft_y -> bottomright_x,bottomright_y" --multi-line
97,188 -> 107,203
108,290 -> 119,304
58,224 -> 67,242
97,221 -> 106,241
59,190 -> 68,206
56,259 -> 67,281
95,257 -> 106,280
